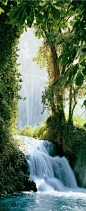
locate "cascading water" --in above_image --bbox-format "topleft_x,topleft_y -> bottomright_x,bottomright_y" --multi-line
15,135 -> 77,192
17,73 -> 49,129
1,137 -> 86,211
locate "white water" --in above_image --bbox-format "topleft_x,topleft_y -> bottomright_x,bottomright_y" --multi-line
1,136 -> 86,211
17,74 -> 49,129
15,135 -> 78,192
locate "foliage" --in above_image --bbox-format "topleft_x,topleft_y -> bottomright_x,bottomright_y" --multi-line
4,1 -> 86,107
0,139 -> 28,195
18,122 -> 47,140
4,0 -> 85,127
0,1 -> 22,152
7,2 -> 71,111
62,121 -> 86,175
18,113 -> 86,141
73,115 -> 86,129
18,125 -> 35,137
32,0 -> 86,121
33,121 -> 47,140
33,43 -> 53,80
58,1 -> 86,93
0,137 -> 37,195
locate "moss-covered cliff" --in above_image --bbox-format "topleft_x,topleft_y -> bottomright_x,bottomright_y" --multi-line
0,139 -> 37,196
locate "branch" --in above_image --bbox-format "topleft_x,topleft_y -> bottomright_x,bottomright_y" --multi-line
72,101 -> 77,116
71,88 -> 77,116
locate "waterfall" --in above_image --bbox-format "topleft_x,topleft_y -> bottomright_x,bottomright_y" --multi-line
17,73 -> 49,129
15,135 -> 77,192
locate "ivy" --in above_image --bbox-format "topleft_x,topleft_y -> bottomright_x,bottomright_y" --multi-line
0,1 -> 22,152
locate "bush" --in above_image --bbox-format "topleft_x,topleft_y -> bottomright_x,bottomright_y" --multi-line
18,125 -> 34,137
33,121 -> 47,139
0,139 -> 28,195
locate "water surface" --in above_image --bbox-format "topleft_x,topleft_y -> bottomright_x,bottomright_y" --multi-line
1,189 -> 86,211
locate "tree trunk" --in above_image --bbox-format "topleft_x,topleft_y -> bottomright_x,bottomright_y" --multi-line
50,44 -> 60,83
50,43 -> 64,113
50,42 -> 65,148
69,85 -> 72,121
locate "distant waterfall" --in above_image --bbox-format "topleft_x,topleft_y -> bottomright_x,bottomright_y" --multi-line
15,135 -> 77,192
17,73 -> 49,129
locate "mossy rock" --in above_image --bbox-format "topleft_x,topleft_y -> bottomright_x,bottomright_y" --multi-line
25,177 -> 37,192
0,140 -> 37,195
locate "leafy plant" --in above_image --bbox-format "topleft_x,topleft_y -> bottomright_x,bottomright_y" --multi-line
0,1 -> 22,152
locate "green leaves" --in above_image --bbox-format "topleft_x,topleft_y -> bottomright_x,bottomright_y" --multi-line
1,0 -> 86,126
82,68 -> 86,76
0,7 -> 4,14
27,9 -> 34,28
72,64 -> 78,76
75,71 -> 84,86
51,5 -> 60,20
79,52 -> 86,63
35,12 -> 43,24
0,1 -> 23,149
62,55 -> 69,66
64,64 -> 85,88
7,2 -> 34,28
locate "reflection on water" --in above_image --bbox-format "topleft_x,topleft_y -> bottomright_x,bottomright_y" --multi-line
0,190 -> 86,211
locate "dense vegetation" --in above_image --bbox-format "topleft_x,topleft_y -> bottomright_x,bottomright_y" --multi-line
0,1 -> 36,195
0,2 -> 24,194
0,0 -> 86,194
0,139 -> 37,195
0,1 -> 22,153
8,0 -> 86,143
8,0 -> 86,121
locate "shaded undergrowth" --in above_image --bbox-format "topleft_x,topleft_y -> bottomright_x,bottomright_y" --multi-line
0,139 -> 37,196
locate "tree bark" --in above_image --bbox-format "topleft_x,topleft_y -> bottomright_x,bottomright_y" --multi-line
50,44 -> 60,83
50,43 -> 64,113
69,85 -> 72,120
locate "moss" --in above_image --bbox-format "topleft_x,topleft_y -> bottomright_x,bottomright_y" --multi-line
0,139 -> 37,196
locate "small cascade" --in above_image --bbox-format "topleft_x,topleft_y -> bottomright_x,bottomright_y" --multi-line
28,150 -> 77,192
15,135 -> 77,192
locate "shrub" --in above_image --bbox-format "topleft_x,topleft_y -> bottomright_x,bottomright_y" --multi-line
0,139 -> 28,195
18,125 -> 34,137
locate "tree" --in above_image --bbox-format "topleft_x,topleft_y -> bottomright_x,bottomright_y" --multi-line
57,0 -> 86,121
33,0 -> 86,122
33,1 -> 70,115
5,0 -> 86,129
